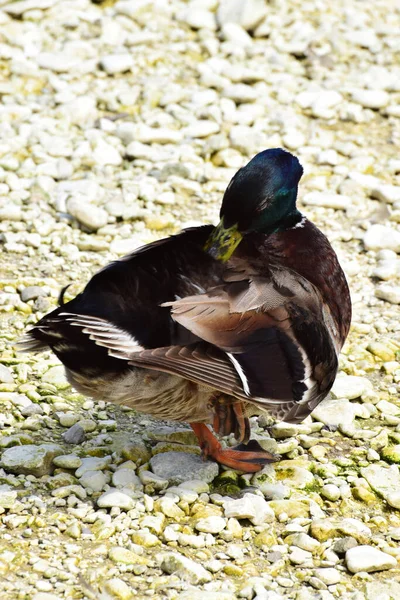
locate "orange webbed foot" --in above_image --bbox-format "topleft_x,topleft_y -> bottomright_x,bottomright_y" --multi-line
190,423 -> 279,473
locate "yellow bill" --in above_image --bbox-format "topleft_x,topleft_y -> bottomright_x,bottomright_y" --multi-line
204,219 -> 243,262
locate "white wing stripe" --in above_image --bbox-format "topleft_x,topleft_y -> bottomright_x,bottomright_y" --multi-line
226,352 -> 250,396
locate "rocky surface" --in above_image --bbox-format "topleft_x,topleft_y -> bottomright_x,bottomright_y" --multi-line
0,0 -> 400,598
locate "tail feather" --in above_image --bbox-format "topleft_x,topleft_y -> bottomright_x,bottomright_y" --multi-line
15,332 -> 48,353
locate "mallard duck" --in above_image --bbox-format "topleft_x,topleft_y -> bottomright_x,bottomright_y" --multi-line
18,148 -> 351,472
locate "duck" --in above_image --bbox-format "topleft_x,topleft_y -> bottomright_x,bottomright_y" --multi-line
18,148 -> 351,473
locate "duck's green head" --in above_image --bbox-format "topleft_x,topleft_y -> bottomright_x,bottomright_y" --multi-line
204,148 -> 304,261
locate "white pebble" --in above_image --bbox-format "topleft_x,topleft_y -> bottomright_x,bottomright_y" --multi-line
100,54 -> 134,75
352,89 -> 389,109
346,545 -> 397,573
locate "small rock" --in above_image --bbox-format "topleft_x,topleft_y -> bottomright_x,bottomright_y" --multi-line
104,577 -> 133,600
100,54 -> 134,75
97,489 -> 135,510
365,582 -> 400,600
75,457 -> 111,477
62,424 -> 86,445
0,365 -> 14,384
92,139 -> 122,167
3,0 -> 56,16
285,532 -> 320,552
135,124 -> 182,144
195,516 -> 226,534
160,552 -> 212,584
184,121 -> 220,138
20,286 -> 47,302
302,192 -> 350,210
79,470 -> 108,492
367,341 -> 396,361
217,0 -> 268,31
67,198 -> 108,232
375,284 -> 400,305
178,593 -> 235,600
371,184 -> 400,204
332,537 -> 358,555
321,484 -> 341,501
37,52 -> 79,73
363,224 -> 400,253
311,398 -> 356,427
352,89 -> 389,109
41,366 -> 69,389
381,445 -> 400,464
387,491 -> 400,509
223,84 -> 257,103
223,493 -> 274,525
53,454 -> 82,469
289,546 -> 313,565
338,518 -> 372,544
331,375 -> 372,399
345,545 -> 397,573
112,469 -> 142,489
150,452 -> 218,485
314,568 -> 340,586
109,546 -> 148,565
0,484 -> 18,509
221,23 -> 253,47
1,444 -> 62,477
179,8 -> 216,30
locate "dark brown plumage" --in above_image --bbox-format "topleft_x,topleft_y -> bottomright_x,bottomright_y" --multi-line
18,149 -> 351,472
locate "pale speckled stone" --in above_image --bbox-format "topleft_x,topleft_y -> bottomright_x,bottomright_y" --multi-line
346,545 -> 396,573
97,489 -> 135,510
150,452 -> 218,485
160,552 -> 212,584
194,516 -> 226,534
1,444 -> 62,477
223,493 -> 274,525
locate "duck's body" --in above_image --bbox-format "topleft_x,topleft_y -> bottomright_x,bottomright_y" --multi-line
19,149 -> 351,472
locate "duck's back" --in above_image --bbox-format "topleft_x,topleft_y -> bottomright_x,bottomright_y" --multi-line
23,225 -> 221,376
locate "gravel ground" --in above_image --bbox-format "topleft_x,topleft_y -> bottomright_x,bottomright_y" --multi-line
0,0 -> 400,598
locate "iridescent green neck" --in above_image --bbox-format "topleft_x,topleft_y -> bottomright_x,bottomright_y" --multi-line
250,189 -> 301,234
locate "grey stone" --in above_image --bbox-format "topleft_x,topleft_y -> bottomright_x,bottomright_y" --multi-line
53,454 -> 82,469
332,537 -> 358,555
1,444 -> 62,477
75,456 -> 111,477
150,452 -> 218,485
20,286 -> 48,302
62,423 -> 86,445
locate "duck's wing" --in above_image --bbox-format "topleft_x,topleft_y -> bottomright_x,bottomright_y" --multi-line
159,268 -> 339,420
